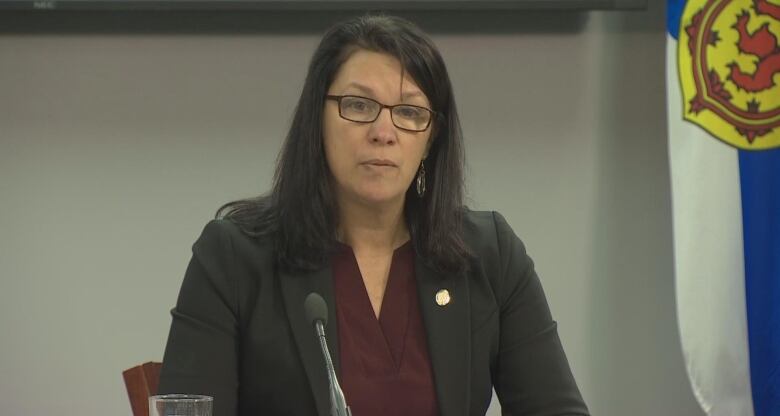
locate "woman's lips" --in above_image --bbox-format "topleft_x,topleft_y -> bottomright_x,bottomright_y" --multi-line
362,159 -> 398,167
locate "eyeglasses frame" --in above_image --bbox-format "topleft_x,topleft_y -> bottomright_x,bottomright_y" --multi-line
325,94 -> 436,133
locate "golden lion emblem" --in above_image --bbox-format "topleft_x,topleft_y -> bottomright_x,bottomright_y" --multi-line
678,0 -> 780,149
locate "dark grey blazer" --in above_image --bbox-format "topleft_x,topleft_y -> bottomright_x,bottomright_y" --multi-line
158,210 -> 589,416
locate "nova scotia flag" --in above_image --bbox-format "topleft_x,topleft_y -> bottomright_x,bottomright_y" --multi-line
666,0 -> 780,415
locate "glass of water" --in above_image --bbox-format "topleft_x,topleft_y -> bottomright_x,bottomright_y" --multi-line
149,394 -> 213,416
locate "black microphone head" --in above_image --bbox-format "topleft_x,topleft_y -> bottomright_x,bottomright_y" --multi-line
304,292 -> 328,327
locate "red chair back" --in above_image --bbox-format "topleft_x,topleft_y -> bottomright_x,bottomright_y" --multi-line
123,362 -> 162,416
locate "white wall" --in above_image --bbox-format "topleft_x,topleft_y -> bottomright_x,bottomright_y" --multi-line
0,3 -> 705,415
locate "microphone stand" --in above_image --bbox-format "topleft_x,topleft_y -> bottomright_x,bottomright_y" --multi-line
315,320 -> 351,416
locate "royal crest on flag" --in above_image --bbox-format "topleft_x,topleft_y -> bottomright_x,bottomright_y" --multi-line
677,0 -> 780,149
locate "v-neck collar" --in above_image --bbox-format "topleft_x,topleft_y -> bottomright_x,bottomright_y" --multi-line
332,242 -> 413,370
334,240 -> 412,317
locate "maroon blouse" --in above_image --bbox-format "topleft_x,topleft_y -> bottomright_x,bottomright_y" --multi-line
332,241 -> 440,416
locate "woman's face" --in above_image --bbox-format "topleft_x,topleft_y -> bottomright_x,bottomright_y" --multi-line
323,49 -> 433,209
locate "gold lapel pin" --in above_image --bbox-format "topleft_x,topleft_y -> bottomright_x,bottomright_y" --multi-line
435,289 -> 451,306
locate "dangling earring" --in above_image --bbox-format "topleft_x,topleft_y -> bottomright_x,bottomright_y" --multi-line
416,160 -> 426,198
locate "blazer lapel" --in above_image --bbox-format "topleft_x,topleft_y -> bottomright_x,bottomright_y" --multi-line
415,255 -> 471,416
279,265 -> 340,416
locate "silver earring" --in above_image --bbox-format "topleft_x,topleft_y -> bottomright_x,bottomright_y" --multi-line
416,161 -> 426,197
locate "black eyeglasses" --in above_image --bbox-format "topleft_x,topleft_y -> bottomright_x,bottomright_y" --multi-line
325,95 -> 435,132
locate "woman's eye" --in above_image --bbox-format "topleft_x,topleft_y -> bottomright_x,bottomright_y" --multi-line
397,106 -> 423,119
346,99 -> 370,112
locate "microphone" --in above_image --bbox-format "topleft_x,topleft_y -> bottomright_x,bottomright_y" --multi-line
304,292 -> 351,416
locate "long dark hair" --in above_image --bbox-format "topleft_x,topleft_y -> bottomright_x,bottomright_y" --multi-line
217,15 -> 470,274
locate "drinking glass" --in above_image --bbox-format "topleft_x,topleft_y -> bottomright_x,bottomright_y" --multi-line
149,394 -> 213,416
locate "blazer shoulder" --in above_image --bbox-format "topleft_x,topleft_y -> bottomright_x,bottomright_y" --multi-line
191,219 -> 276,289
462,210 -> 534,303
198,218 -> 237,241
462,209 -> 523,259
195,219 -> 273,253
189,219 -> 276,323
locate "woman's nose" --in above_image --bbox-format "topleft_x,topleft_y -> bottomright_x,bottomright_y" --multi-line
368,108 -> 398,145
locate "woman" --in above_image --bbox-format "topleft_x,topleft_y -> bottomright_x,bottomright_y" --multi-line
158,14 -> 589,416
